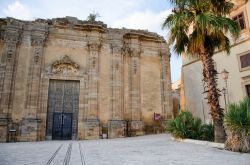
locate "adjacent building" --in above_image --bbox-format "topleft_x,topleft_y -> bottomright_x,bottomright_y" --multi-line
172,79 -> 181,118
181,0 -> 250,122
0,17 -> 172,142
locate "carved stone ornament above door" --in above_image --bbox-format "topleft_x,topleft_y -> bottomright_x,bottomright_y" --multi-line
51,55 -> 80,75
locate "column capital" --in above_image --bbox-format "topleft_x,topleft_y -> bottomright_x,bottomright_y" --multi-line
110,44 -> 122,55
87,41 -> 102,51
129,48 -> 142,57
31,38 -> 45,47
3,32 -> 20,44
159,44 -> 171,58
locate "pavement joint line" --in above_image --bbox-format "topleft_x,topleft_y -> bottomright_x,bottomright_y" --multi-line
45,143 -> 63,165
78,141 -> 87,165
63,142 -> 73,165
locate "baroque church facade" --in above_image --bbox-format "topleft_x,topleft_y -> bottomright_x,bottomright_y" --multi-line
0,17 -> 172,142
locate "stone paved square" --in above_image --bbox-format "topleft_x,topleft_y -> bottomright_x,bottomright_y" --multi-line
0,134 -> 249,165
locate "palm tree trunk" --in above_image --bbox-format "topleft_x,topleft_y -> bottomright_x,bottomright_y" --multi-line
200,50 -> 226,143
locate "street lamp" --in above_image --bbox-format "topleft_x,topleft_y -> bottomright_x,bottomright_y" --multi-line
221,68 -> 229,80
221,88 -> 227,112
220,68 -> 230,106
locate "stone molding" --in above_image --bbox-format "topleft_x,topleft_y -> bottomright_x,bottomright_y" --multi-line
232,0 -> 247,10
52,55 -> 80,75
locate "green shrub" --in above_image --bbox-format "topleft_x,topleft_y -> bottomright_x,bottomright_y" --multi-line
167,111 -> 214,141
200,123 -> 214,141
224,97 -> 250,153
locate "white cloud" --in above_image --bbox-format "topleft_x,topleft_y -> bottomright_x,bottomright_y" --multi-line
25,0 -> 144,24
111,9 -> 171,36
3,1 -> 32,20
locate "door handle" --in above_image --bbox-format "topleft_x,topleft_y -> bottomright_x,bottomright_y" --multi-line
61,114 -> 64,125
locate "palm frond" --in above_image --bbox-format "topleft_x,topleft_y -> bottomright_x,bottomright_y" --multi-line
210,0 -> 234,15
163,0 -> 240,56
224,97 -> 250,152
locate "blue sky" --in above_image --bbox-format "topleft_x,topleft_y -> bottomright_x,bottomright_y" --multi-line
0,0 -> 181,82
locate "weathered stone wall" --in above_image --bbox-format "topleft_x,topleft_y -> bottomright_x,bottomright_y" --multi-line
0,17 -> 172,142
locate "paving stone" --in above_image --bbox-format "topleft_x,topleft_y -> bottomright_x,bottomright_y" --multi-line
0,134 -> 249,165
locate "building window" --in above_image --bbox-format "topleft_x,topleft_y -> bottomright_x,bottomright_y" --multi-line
240,53 -> 250,68
233,13 -> 246,30
245,85 -> 250,97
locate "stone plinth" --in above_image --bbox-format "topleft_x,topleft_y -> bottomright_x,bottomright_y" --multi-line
108,120 -> 126,139
0,118 -> 9,142
130,120 -> 144,136
83,119 -> 100,139
20,118 -> 40,142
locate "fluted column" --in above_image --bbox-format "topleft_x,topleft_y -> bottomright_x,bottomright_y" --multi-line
0,28 -> 21,118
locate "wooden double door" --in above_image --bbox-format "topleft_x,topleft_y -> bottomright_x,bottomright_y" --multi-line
46,80 -> 80,140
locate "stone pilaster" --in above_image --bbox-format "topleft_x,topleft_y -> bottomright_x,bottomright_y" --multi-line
128,48 -> 144,136
110,45 -> 123,120
0,27 -> 21,117
0,20 -> 22,142
160,45 -> 173,119
25,26 -> 47,118
86,42 -> 101,119
83,41 -> 101,139
129,48 -> 141,120
20,23 -> 48,142
108,44 -> 125,138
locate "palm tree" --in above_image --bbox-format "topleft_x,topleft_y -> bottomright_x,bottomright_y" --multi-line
163,0 -> 239,142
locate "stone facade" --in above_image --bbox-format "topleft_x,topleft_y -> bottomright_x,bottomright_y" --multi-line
172,79 -> 181,118
0,16 -> 172,142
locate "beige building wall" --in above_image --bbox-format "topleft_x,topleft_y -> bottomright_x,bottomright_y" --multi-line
181,0 -> 250,122
172,79 -> 181,118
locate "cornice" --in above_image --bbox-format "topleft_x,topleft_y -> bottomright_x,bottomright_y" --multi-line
231,0 -> 248,11
0,17 -> 167,46
123,30 -> 166,43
